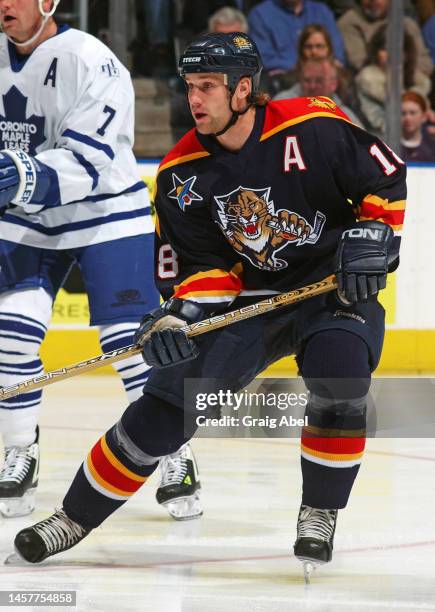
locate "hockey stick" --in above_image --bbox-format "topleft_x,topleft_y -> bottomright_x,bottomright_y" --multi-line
0,274 -> 338,400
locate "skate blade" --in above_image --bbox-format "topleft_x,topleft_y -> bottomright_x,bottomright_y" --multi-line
161,493 -> 203,521
4,551 -> 33,566
0,489 -> 36,518
302,560 -> 316,584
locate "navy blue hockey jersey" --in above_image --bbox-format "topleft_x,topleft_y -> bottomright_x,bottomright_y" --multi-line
154,96 -> 406,311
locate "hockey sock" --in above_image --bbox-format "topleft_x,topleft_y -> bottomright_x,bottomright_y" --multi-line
299,330 -> 370,509
63,392 -> 190,528
0,288 -> 51,448
99,323 -> 152,402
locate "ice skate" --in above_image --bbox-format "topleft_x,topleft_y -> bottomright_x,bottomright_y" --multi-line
156,443 -> 202,521
293,504 -> 337,583
13,508 -> 91,564
0,428 -> 39,518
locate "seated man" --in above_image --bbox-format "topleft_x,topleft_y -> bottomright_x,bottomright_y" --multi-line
274,57 -> 363,127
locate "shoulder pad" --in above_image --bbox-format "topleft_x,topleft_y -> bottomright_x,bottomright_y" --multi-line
159,129 -> 210,174
261,97 -> 351,141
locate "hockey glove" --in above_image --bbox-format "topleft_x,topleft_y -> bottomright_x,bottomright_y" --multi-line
0,150 -> 60,213
134,298 -> 203,368
334,220 -> 395,304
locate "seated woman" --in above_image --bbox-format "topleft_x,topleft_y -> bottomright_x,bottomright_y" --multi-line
401,91 -> 435,163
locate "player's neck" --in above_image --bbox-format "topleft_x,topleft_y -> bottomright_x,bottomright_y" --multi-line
216,107 -> 256,152
14,18 -> 58,56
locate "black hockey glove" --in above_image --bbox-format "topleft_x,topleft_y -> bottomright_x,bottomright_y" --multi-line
134,298 -> 203,368
334,220 -> 395,304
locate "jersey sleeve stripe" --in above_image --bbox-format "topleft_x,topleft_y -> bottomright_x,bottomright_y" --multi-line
358,200 -> 405,230
362,194 -> 406,210
62,128 -> 115,160
71,150 -> 99,190
173,268 -> 243,301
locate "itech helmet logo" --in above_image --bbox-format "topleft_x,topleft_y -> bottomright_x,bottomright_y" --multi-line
183,57 -> 202,63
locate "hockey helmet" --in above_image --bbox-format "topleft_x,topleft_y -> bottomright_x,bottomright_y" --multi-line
179,32 -> 263,95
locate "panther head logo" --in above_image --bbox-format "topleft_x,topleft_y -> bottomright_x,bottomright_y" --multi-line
215,187 -> 325,271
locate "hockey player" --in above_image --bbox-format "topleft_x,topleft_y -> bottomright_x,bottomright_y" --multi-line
13,32 -> 406,577
0,0 -> 202,521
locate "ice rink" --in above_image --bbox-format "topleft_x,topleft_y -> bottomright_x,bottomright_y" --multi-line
1,376 -> 435,612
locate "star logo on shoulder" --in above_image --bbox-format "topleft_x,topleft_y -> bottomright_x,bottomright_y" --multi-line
168,174 -> 203,211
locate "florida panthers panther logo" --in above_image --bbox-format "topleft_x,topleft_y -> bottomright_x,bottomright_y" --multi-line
215,186 -> 326,271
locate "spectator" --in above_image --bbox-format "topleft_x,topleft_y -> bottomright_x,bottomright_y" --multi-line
274,57 -> 364,126
338,0 -> 433,76
248,0 -> 345,74
414,0 -> 435,25
355,25 -> 431,137
208,6 -> 249,33
181,1 -> 249,36
298,23 -> 335,61
401,91 -> 435,162
423,13 -> 435,64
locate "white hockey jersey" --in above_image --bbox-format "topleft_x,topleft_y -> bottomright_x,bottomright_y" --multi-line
0,26 -> 153,249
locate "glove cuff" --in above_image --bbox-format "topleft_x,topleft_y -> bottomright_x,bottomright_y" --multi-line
163,298 -> 204,323
2,150 -> 37,206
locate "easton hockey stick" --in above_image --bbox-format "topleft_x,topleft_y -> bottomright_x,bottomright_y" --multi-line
0,274 -> 338,400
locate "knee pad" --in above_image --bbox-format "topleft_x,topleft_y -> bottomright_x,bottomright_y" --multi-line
99,323 -> 151,402
300,330 -> 371,401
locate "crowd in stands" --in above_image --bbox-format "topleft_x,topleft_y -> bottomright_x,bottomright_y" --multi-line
131,0 -> 435,162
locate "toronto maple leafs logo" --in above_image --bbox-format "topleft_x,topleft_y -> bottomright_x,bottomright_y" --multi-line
168,173 -> 203,211
0,86 -> 46,154
215,186 -> 326,271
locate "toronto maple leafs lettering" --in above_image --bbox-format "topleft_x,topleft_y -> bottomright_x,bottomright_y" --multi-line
0,87 -> 45,153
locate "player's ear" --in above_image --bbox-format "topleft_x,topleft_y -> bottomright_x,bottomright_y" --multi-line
236,77 -> 252,102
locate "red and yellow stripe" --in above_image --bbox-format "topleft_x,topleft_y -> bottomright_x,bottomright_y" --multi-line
173,265 -> 243,303
301,432 -> 366,468
358,194 -> 406,232
84,435 -> 148,501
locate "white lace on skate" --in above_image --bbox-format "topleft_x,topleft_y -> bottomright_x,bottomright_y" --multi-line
297,505 -> 337,541
0,447 -> 34,484
160,451 -> 188,487
33,509 -> 88,555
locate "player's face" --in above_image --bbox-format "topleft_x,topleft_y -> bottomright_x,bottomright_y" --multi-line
402,100 -> 426,138
186,73 -> 233,135
0,0 -> 46,41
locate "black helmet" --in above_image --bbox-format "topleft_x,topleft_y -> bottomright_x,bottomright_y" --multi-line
178,32 -> 263,96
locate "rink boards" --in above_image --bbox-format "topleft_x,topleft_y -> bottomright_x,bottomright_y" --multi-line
41,162 -> 435,374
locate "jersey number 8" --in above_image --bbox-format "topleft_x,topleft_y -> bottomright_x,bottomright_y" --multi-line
158,245 -> 179,279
